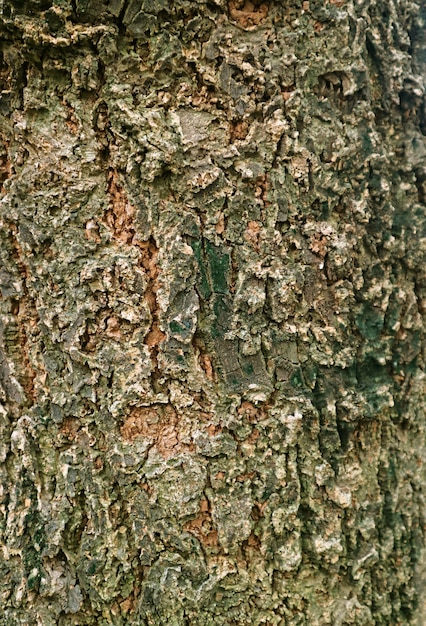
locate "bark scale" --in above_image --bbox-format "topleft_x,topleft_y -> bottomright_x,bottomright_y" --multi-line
0,1 -> 425,624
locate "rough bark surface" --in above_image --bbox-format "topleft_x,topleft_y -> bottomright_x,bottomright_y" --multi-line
0,1 -> 425,624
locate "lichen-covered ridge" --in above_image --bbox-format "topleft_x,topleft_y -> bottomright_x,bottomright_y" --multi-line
0,0 -> 425,624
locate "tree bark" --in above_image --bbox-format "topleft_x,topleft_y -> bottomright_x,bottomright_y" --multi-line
0,1 -> 425,624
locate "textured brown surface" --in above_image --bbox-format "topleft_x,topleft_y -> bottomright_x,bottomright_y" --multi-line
0,0 -> 425,624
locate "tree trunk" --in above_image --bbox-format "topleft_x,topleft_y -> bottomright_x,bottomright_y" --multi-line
0,1 -> 425,624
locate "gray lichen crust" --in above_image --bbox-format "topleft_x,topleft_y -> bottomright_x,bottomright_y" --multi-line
0,0 -> 425,624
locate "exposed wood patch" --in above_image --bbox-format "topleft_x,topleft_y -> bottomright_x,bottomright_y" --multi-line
282,85 -> 296,101
13,299 -> 37,405
229,120 -> 249,142
184,498 -> 220,548
244,220 -> 261,251
80,309 -> 126,354
60,417 -> 80,442
121,404 -> 193,458
256,173 -> 269,209
215,213 -> 226,235
199,352 -> 215,381
243,531 -> 261,550
309,233 -> 328,258
118,596 -> 136,615
207,423 -> 222,436
251,501 -> 268,520
193,336 -> 216,382
137,238 -> 166,379
104,170 -> 165,377
228,0 -> 269,28
105,168 -> 136,244
238,401 -> 268,424
235,470 -> 256,482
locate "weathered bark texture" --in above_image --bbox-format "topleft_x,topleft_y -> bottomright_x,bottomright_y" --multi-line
0,0 -> 425,624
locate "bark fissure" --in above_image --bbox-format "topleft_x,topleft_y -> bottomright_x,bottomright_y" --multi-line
138,237 -> 166,388
3,224 -> 38,407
